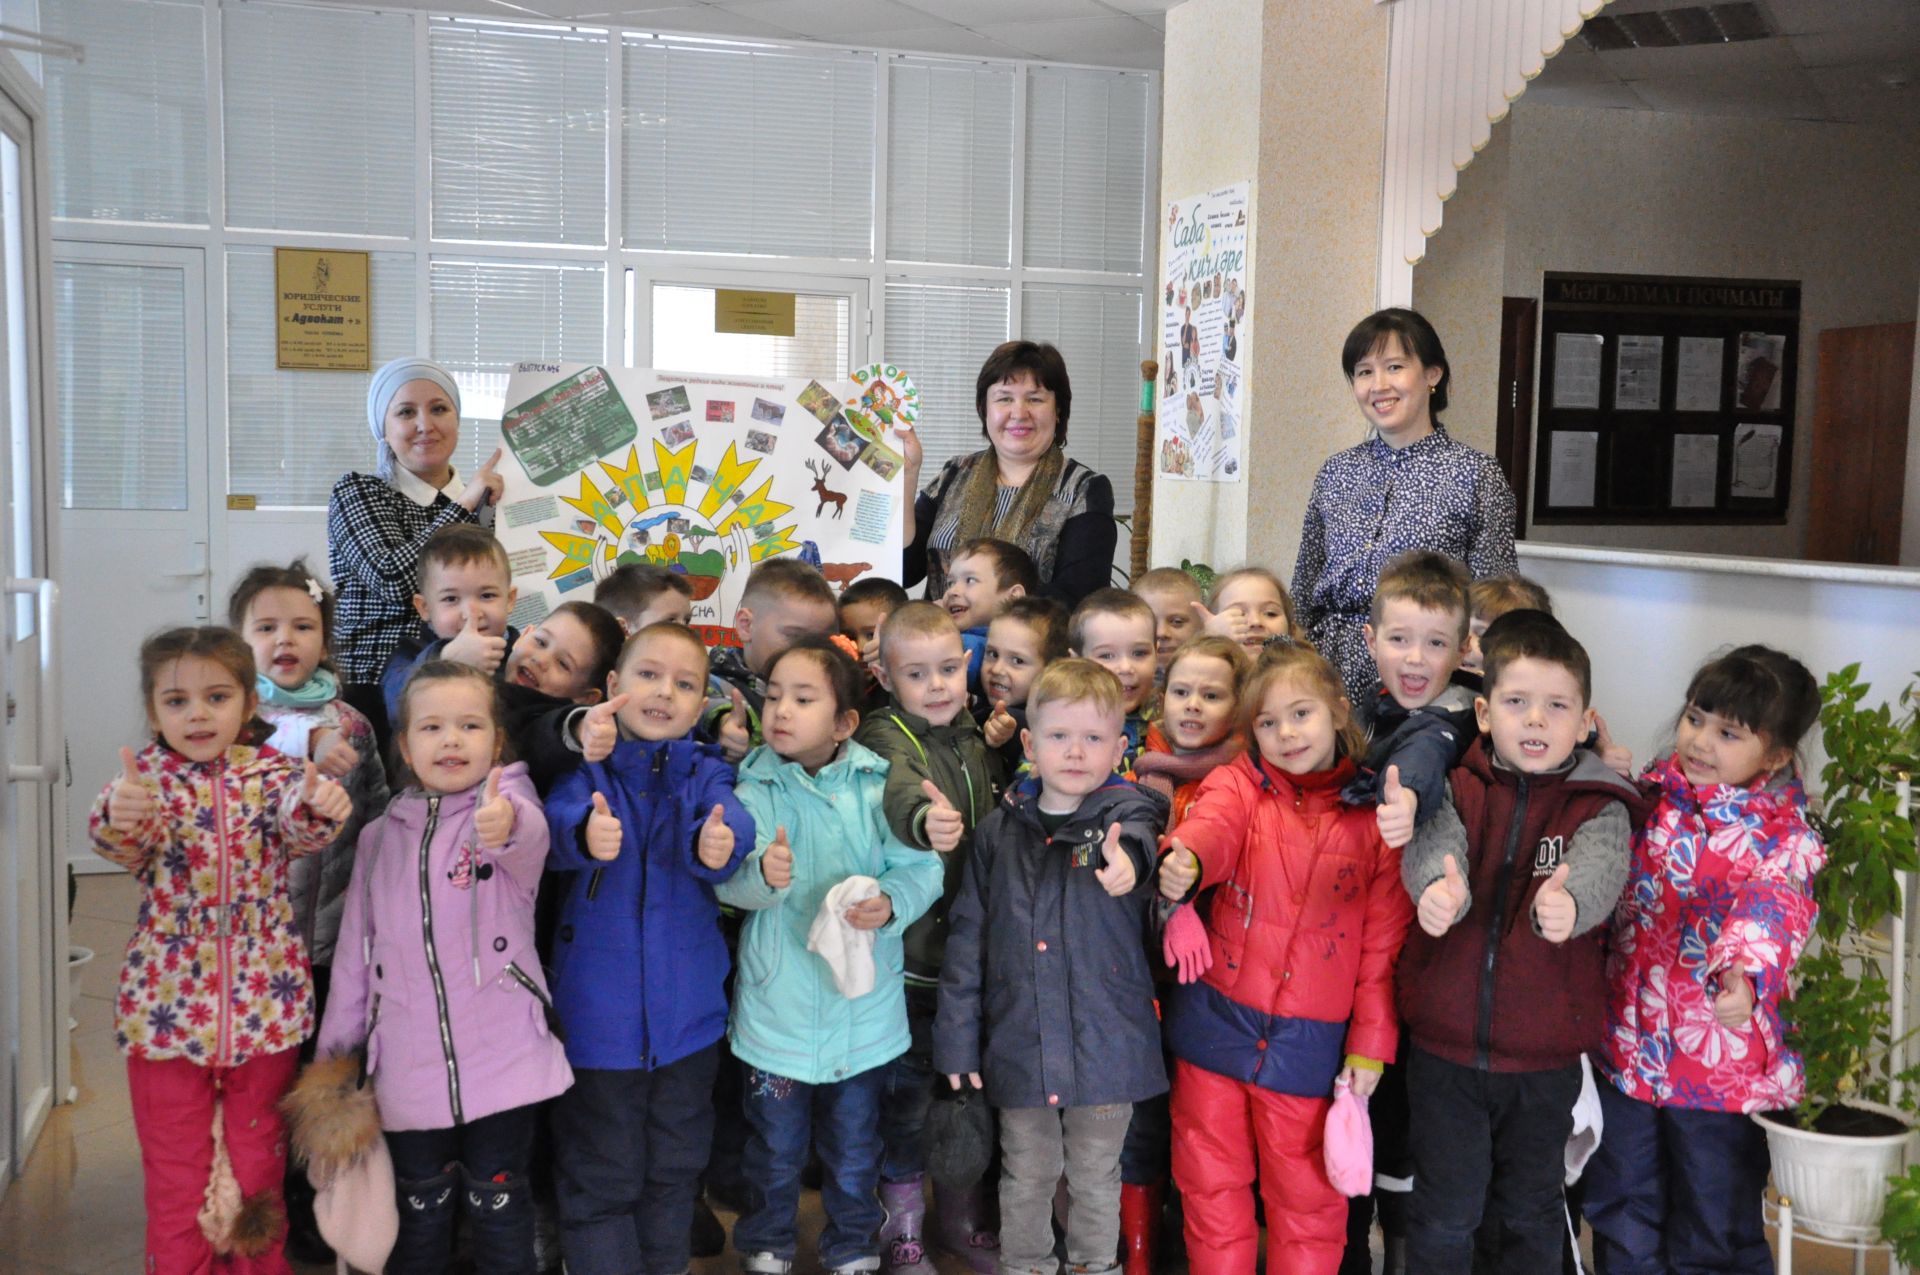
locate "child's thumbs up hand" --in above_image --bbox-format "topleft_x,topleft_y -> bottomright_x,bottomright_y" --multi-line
1376,765 -> 1418,848
1094,823 -> 1136,896
696,804 -> 734,869
444,608 -> 507,675
298,759 -> 353,823
1533,863 -> 1576,944
983,700 -> 1017,749
1158,837 -> 1201,901
1594,713 -> 1634,780
761,825 -> 794,890
585,791 -> 622,861
1714,966 -> 1755,1030
473,766 -> 514,848
1189,599 -> 1240,641
717,686 -> 751,763
946,1072 -> 984,1092
922,779 -> 965,852
1418,854 -> 1469,938
109,746 -> 158,833
580,693 -> 629,764
311,727 -> 359,779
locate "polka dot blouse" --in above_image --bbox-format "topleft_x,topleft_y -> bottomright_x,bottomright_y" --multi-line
1291,425 -> 1518,698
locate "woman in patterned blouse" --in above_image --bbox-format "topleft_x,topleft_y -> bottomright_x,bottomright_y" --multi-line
1291,309 -> 1518,698
326,357 -> 503,734
902,340 -> 1117,607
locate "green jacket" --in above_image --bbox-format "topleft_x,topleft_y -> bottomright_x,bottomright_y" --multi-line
853,701 -> 1005,984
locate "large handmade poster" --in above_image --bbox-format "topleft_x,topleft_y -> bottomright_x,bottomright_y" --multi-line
492,362 -> 914,643
1157,182 -> 1250,483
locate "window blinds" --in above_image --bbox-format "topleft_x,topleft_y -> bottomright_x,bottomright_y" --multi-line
1023,66 -> 1151,274
431,19 -> 609,246
887,58 -> 1013,268
226,248 -> 417,507
1022,282 -> 1144,513
624,38 -> 875,259
430,258 -> 605,472
44,0 -> 207,223
223,3 -> 415,236
882,280 -> 1009,481
55,260 -> 189,509
650,283 -> 850,380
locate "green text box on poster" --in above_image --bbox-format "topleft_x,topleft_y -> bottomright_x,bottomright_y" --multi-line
502,367 -> 639,487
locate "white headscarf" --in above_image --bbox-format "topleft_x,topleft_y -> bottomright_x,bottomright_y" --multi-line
366,357 -> 462,482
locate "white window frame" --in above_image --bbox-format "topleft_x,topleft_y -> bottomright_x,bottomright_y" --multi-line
48,0 -> 1161,605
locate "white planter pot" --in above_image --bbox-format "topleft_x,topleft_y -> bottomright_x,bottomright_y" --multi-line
1757,1102 -> 1916,1242
67,945 -> 95,1031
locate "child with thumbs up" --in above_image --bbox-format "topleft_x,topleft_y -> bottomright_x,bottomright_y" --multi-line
90,626 -> 352,1271
1582,647 -> 1825,1275
1393,614 -> 1641,1275
716,636 -> 942,1275
315,660 -> 573,1275
539,621 -> 754,1275
934,658 -> 1168,1275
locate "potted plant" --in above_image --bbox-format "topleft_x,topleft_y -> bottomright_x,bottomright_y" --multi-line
1762,664 -> 1920,1241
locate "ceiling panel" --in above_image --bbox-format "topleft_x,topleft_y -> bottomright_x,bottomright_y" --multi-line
1524,80 -> 1659,110
721,0 -> 946,36
897,0 -> 1116,21
867,23 -> 1027,57
970,15 -> 1162,68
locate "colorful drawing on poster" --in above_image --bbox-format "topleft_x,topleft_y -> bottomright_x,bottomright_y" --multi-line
845,363 -> 920,440
646,385 -> 692,420
493,367 -> 909,640
798,381 -> 842,426
1158,182 -> 1250,484
815,416 -> 864,469
500,365 -> 639,488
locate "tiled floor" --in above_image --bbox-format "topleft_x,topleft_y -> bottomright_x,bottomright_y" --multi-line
0,877 -> 1897,1274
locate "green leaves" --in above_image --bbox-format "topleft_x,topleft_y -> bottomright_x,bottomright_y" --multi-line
1882,1165 -> 1920,1263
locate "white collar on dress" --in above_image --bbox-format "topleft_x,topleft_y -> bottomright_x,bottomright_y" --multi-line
392,463 -> 463,508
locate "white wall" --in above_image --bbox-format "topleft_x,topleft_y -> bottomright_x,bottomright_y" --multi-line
1418,101 -> 1920,558
1906,285 -> 1920,567
1519,543 -> 1920,790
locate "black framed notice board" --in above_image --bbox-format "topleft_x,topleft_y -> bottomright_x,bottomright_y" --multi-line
1532,271 -> 1799,525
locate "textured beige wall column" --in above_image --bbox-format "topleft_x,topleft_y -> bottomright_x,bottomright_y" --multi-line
1149,0 -> 1261,573
1150,0 -> 1389,577
1248,0 -> 1392,576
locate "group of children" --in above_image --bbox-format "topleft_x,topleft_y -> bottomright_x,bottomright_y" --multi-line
95,523 -> 1826,1275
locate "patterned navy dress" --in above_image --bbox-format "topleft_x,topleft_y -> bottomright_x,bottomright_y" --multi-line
1291,424 -> 1517,698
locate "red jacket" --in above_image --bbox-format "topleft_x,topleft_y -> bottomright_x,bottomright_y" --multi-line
1163,753 -> 1412,1095
1397,739 -> 1642,1073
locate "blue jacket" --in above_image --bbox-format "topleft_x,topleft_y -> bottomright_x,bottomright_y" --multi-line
962,625 -> 988,698
380,625 -> 522,727
933,776 -> 1170,1110
717,741 -> 944,1086
544,736 -> 753,1071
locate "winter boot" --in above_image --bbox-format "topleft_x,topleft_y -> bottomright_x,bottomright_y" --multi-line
389,1166 -> 461,1275
692,1194 -> 728,1258
930,1180 -> 1000,1275
879,1177 -> 937,1275
1119,1181 -> 1162,1275
461,1166 -> 535,1275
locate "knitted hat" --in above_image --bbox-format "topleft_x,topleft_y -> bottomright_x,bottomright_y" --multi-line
925,1086 -> 994,1188
367,357 -> 462,481
313,1138 -> 399,1272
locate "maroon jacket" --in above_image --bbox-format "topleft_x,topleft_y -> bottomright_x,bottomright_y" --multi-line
1396,738 -> 1641,1073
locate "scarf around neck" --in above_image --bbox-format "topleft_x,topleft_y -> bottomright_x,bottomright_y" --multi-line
256,667 -> 340,710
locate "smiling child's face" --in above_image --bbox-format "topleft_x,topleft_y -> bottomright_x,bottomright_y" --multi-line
1075,612 -> 1156,715
505,612 -> 603,703
610,631 -> 708,741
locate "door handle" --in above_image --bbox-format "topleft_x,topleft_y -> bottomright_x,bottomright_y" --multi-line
157,540 -> 209,578
6,575 -> 59,784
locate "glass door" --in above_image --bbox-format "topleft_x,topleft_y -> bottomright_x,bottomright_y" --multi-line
629,269 -> 869,379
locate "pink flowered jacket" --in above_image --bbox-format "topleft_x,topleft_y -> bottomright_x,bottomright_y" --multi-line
88,738 -> 343,1067
1602,753 -> 1827,1113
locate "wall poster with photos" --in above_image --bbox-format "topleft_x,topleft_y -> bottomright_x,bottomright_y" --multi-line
492,362 -> 913,646
1532,272 -> 1799,526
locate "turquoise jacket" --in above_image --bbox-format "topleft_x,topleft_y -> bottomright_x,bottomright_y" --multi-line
718,740 -> 943,1086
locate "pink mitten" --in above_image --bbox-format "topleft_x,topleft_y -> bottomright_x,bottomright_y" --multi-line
1324,1076 -> 1374,1197
1161,902 -> 1213,984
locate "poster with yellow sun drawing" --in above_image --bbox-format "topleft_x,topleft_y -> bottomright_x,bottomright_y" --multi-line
492,361 -> 916,645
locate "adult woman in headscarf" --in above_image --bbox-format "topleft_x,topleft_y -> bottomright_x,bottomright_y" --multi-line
1292,308 -> 1518,702
902,340 -> 1116,607
327,357 -> 503,737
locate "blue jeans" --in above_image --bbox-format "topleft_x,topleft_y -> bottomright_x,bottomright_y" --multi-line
735,1063 -> 888,1268
1582,1082 -> 1773,1275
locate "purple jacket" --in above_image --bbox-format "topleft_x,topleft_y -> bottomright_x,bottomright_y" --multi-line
317,763 -> 572,1131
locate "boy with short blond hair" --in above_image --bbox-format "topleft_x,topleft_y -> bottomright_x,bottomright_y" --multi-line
1068,588 -> 1159,778
851,600 -> 1006,1271
1464,575 -> 1552,676
703,557 -> 840,761
934,658 -> 1167,1275
1397,612 -> 1637,1275
943,537 -> 1038,694
1134,567 -> 1204,680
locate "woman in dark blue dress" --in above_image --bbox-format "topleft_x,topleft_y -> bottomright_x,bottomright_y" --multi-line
1291,309 -> 1518,699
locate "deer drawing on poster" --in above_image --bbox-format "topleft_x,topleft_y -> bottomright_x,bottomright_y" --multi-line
489,362 -> 916,645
